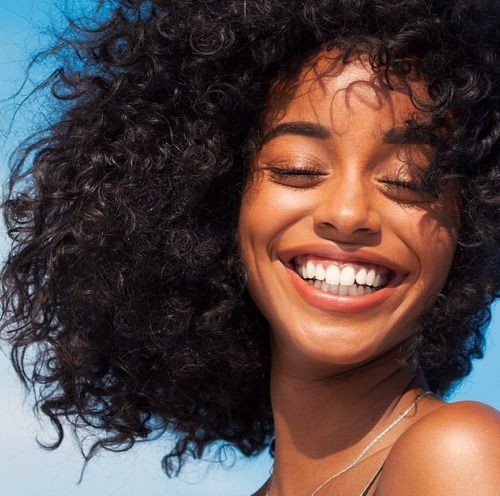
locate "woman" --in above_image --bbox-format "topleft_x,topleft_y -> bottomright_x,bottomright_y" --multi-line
1,1 -> 499,494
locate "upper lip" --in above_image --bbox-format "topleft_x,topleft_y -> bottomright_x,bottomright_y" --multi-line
278,243 -> 407,277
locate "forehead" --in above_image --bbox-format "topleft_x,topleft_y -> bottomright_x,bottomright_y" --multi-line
263,49 -> 428,135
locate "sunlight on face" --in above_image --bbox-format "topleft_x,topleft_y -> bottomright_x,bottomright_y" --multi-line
238,50 -> 459,376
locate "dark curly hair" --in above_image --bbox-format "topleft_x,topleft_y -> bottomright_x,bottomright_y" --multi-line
1,0 -> 499,477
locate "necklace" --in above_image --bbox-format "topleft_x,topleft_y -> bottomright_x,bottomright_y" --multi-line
265,391 -> 432,496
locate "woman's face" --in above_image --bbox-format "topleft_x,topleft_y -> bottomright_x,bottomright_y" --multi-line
237,51 -> 459,374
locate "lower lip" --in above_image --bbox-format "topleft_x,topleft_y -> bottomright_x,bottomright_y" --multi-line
284,264 -> 404,313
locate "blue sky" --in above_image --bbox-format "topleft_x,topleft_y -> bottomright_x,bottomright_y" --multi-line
0,2 -> 498,495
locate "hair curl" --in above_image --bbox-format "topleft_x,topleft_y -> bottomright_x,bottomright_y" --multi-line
1,0 -> 499,477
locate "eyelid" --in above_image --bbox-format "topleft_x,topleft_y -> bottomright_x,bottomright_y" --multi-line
262,164 -> 327,189
378,176 -> 421,190
265,165 -> 328,175
377,175 -> 439,201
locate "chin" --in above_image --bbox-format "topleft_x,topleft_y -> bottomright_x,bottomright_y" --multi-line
271,321 -> 399,372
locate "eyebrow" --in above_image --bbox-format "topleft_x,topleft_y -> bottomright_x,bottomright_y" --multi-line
261,121 -> 331,144
261,121 -> 435,146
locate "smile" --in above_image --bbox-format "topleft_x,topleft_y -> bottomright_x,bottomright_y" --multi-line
280,250 -> 405,313
292,255 -> 391,297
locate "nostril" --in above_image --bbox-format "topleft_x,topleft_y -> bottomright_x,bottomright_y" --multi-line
313,198 -> 382,239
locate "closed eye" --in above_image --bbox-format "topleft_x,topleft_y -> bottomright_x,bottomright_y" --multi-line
266,166 -> 327,176
377,176 -> 439,202
379,178 -> 423,192
265,166 -> 328,189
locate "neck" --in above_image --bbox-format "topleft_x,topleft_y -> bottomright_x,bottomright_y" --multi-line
269,345 -> 427,495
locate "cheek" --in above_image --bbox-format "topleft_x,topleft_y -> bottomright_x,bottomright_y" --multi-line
404,207 -> 458,297
237,186 -> 271,285
238,184 -> 312,252
237,198 -> 273,317
237,185 -> 309,311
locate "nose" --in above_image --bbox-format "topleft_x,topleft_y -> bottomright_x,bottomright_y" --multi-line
313,171 -> 381,243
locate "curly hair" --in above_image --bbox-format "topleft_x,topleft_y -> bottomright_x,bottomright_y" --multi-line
1,0 -> 499,477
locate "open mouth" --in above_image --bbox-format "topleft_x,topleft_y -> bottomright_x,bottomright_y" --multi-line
291,255 -> 394,297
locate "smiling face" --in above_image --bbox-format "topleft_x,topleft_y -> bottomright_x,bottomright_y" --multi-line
237,51 -> 459,375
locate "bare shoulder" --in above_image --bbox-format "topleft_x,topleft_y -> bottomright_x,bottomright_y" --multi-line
376,401 -> 500,495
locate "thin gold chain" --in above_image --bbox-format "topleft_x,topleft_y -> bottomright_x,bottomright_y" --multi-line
265,391 -> 432,496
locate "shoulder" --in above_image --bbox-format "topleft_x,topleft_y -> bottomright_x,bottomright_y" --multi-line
376,401 -> 500,495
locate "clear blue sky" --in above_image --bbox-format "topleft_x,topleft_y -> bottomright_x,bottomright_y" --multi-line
0,2 -> 498,495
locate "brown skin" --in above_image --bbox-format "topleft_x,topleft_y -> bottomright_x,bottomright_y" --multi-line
238,50 -> 500,495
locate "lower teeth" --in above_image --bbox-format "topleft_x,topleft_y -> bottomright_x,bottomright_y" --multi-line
305,279 -> 377,295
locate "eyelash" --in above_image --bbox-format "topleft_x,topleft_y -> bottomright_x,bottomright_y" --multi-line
377,176 -> 423,192
266,166 -> 436,198
266,166 -> 327,188
378,175 -> 438,199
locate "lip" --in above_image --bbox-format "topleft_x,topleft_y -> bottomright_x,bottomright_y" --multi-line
279,243 -> 407,277
279,243 -> 407,313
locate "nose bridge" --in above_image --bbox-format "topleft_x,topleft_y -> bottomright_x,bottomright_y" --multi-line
314,166 -> 379,236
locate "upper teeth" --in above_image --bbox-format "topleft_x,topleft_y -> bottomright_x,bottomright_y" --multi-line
294,257 -> 389,288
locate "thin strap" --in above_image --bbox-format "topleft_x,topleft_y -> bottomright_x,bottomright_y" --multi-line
359,463 -> 384,496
